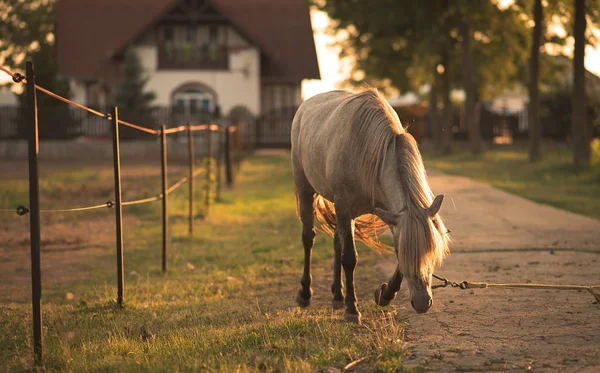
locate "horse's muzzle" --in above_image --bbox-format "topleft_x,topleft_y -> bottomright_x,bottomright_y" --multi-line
411,298 -> 433,314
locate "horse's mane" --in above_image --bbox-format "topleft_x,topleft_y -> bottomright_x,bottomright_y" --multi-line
395,134 -> 451,278
342,88 -> 404,203
312,88 -> 450,276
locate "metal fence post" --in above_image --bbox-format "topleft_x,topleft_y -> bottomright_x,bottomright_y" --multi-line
187,124 -> 194,235
160,125 -> 168,273
215,128 -> 222,201
205,125 -> 213,213
225,124 -> 233,187
235,127 -> 241,171
26,61 -> 43,366
111,107 -> 125,307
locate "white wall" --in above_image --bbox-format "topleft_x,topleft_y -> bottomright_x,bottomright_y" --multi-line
132,27 -> 261,115
261,83 -> 302,113
70,80 -> 86,105
0,87 -> 17,106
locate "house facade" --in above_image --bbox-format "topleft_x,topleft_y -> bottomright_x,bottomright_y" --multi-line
56,0 -> 320,122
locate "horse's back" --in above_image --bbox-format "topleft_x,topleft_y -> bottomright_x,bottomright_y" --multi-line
291,90 -> 355,199
291,90 -> 349,140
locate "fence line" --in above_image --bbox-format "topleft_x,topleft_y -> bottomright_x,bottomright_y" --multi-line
1,62 -> 244,366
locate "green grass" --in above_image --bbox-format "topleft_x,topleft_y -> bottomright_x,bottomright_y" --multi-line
421,140 -> 600,220
0,154 -> 408,373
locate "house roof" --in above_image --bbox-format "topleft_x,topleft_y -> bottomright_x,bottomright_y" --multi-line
56,0 -> 321,83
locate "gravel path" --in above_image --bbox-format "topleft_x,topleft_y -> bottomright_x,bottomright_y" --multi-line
380,170 -> 600,372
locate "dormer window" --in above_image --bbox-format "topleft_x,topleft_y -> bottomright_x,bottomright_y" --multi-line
158,24 -> 228,70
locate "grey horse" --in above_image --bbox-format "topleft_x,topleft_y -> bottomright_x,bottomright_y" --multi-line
291,88 -> 451,324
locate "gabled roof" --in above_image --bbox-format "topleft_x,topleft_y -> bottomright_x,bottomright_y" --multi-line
56,0 -> 321,83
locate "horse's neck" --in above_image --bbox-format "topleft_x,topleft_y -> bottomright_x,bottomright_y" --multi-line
375,141 -> 406,214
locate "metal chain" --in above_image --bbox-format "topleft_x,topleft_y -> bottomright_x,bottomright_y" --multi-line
432,273 -> 600,302
432,274 -> 466,289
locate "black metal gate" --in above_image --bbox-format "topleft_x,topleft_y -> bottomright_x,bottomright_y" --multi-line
255,106 -> 298,148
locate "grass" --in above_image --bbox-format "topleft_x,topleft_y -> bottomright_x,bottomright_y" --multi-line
421,140 -> 600,221
0,153 -> 407,373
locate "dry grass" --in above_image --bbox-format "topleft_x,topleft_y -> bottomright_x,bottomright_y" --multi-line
0,153 -> 407,372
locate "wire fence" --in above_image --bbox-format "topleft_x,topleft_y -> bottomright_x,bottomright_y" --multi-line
0,62 -> 248,366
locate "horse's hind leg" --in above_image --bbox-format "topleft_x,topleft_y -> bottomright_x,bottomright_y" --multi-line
374,267 -> 403,307
331,233 -> 345,309
295,185 -> 316,308
335,205 -> 361,324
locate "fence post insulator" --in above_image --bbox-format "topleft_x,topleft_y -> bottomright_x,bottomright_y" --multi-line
12,73 -> 25,83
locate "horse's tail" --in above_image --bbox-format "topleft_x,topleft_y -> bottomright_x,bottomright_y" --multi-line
312,194 -> 392,254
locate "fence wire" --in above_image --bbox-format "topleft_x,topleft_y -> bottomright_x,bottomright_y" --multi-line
2,66 -> 237,138
1,158 -> 211,217
2,66 -> 160,136
1,64 -> 234,219
1,202 -> 115,216
122,195 -> 163,207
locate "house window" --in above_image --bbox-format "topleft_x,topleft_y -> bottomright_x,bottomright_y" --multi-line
186,25 -> 197,43
171,85 -> 216,121
209,25 -> 219,43
158,24 -> 227,69
163,26 -> 174,42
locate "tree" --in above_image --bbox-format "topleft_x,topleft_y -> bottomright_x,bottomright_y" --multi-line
572,0 -> 589,166
458,3 -> 481,154
439,0 -> 454,154
0,0 -> 56,72
0,0 -> 80,139
528,0 -> 543,162
14,42 -> 81,139
314,0 -> 529,152
113,49 -> 157,140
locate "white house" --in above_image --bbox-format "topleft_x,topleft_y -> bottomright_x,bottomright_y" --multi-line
56,0 -> 320,120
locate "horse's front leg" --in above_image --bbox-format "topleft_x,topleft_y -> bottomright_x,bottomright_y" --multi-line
336,210 -> 361,324
374,267 -> 403,307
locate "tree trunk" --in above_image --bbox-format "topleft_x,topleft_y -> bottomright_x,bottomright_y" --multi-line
429,65 -> 441,148
461,15 -> 481,154
460,14 -> 481,154
528,0 -> 543,162
572,0 -> 589,167
438,0 -> 453,154
441,47 -> 453,154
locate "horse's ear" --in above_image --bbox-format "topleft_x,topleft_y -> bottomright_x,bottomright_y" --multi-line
373,208 -> 400,225
427,194 -> 444,216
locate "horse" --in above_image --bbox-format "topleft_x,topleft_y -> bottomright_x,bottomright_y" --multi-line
290,88 -> 451,324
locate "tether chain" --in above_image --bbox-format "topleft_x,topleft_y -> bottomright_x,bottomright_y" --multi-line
432,273 -> 600,302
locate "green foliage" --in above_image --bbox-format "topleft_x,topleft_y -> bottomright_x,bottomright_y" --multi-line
14,42 -> 81,139
422,145 -> 600,220
113,49 -> 158,140
1,0 -> 80,139
314,0 -> 530,100
0,0 -> 56,71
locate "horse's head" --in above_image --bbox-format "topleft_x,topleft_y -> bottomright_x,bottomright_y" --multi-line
374,194 -> 450,314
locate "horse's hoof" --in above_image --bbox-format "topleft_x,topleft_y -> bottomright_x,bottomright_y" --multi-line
344,311 -> 362,325
374,283 -> 394,307
331,298 -> 344,310
296,291 -> 311,308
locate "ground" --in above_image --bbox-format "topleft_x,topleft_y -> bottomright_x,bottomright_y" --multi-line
384,170 -> 600,372
1,151 -> 599,372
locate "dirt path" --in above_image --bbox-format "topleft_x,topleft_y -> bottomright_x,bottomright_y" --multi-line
380,170 -> 600,372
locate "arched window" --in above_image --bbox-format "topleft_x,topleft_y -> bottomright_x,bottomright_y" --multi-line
171,83 -> 218,118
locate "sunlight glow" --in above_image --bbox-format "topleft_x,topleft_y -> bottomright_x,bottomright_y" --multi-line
301,8 -> 347,100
